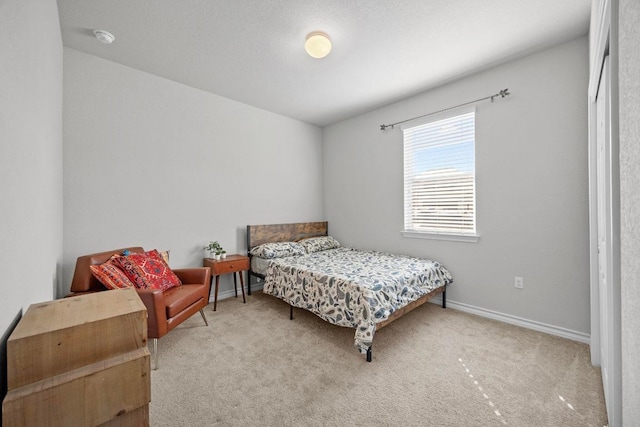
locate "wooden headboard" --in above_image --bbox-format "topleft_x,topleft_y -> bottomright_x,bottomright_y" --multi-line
246,221 -> 328,251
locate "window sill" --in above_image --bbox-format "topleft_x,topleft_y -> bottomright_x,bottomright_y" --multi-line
401,231 -> 480,243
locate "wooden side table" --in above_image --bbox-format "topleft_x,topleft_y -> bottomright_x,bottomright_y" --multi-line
203,254 -> 250,311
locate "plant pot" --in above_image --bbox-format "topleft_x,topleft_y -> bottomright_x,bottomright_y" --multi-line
220,253 -> 227,259
214,254 -> 221,261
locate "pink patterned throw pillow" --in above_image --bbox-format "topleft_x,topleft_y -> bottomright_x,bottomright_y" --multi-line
89,256 -> 135,290
114,249 -> 182,291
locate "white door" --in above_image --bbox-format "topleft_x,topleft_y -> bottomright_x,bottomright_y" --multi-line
596,54 -> 611,417
596,55 -> 620,426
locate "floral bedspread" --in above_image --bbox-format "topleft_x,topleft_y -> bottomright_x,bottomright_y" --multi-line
262,247 -> 453,353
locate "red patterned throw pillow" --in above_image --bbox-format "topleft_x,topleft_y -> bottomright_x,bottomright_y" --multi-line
89,256 -> 135,290
114,249 -> 182,291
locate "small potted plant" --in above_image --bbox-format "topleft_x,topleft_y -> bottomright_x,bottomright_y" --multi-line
204,241 -> 222,259
203,242 -> 213,259
220,250 -> 227,259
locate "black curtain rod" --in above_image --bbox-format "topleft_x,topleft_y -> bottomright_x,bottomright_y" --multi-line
380,88 -> 510,131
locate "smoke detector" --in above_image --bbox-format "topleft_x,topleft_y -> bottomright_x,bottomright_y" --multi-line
93,30 -> 115,44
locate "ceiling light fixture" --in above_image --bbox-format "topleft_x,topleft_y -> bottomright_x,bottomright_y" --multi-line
93,29 -> 115,44
305,31 -> 331,59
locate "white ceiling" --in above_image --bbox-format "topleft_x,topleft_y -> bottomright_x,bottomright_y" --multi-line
57,0 -> 591,127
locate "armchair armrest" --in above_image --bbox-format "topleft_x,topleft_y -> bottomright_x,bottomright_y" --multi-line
135,288 -> 167,339
173,267 -> 211,285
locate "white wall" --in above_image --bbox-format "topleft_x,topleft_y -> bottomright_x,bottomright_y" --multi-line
323,36 -> 590,335
619,0 -> 640,421
0,1 -> 63,333
62,48 -> 324,295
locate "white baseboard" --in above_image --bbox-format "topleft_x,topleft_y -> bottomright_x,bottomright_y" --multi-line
429,297 -> 590,344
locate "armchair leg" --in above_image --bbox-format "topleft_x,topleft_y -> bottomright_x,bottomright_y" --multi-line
200,308 -> 208,326
152,338 -> 158,370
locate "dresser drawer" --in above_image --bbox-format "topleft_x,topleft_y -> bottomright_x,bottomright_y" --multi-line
212,258 -> 249,275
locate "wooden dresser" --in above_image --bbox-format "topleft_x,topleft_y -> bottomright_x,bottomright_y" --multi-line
2,288 -> 150,426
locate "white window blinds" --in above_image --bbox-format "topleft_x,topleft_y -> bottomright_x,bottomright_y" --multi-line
403,109 -> 476,236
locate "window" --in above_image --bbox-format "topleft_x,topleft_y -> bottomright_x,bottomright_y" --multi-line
402,107 -> 477,240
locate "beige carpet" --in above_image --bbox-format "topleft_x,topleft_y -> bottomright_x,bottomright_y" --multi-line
149,292 -> 607,427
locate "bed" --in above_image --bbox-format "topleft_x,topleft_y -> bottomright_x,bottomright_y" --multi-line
246,222 -> 453,361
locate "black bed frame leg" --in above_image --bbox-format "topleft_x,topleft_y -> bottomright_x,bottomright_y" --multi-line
290,305 -> 294,320
366,346 -> 372,362
442,288 -> 447,309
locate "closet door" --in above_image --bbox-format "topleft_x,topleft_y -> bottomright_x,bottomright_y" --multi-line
595,55 -> 621,426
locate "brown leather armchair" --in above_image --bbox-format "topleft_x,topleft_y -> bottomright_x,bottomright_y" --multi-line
69,247 -> 211,369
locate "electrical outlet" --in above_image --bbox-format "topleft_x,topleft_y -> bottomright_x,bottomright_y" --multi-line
514,276 -> 524,289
